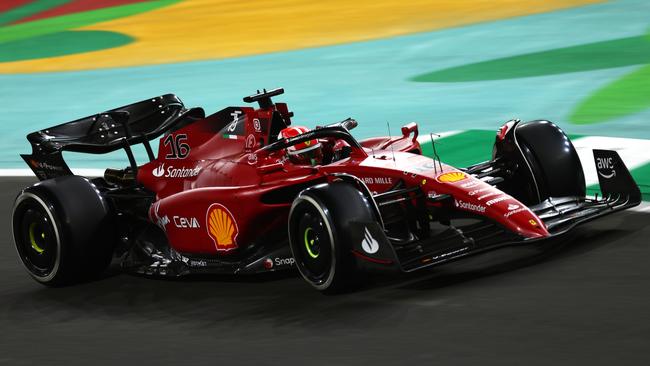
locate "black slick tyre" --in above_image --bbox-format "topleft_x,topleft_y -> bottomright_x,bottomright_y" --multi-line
11,176 -> 115,286
288,181 -> 376,294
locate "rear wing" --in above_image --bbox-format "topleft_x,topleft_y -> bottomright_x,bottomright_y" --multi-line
21,94 -> 204,180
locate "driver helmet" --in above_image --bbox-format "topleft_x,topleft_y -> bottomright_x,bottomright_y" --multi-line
278,126 -> 323,165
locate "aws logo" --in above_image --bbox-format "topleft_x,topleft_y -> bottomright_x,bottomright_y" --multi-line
436,171 -> 467,183
596,157 -> 616,179
206,203 -> 239,252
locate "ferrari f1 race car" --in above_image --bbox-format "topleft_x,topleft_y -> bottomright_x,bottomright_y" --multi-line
12,88 -> 641,293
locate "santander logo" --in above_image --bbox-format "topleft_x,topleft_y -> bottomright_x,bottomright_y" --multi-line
151,163 -> 200,178
152,163 -> 165,177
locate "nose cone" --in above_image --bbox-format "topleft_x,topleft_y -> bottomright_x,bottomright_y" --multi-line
379,154 -> 549,238
428,170 -> 550,239
479,198 -> 549,238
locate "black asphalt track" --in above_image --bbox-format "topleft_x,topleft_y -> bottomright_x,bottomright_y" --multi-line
1,177 -> 649,365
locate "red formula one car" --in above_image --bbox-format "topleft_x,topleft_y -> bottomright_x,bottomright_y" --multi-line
12,88 -> 641,293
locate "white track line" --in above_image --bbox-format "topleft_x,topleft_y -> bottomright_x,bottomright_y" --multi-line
416,130 -> 463,145
630,202 -> 650,213
0,169 -> 104,177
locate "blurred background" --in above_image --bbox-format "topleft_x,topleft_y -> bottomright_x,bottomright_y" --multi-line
0,0 -> 648,199
2,3 -> 650,364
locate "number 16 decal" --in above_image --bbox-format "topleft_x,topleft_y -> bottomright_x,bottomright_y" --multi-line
163,134 -> 190,159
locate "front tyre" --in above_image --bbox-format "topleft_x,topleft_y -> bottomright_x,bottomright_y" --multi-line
493,120 -> 585,205
290,195 -> 338,291
288,181 -> 376,294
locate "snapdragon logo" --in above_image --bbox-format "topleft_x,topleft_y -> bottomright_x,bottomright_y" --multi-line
274,257 -> 295,266
263,257 -> 296,270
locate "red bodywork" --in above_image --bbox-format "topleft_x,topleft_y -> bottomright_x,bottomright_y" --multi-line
137,103 -> 549,256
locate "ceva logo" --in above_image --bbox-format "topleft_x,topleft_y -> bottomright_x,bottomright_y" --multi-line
152,163 -> 165,177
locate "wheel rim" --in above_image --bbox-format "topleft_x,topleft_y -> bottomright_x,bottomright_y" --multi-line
13,194 -> 60,279
290,198 -> 334,287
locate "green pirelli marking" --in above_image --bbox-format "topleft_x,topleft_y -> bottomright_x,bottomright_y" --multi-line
304,227 -> 319,259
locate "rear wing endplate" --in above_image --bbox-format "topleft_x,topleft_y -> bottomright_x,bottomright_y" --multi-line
21,94 -> 204,180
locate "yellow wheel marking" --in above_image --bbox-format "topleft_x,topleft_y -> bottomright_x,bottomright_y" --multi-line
28,222 -> 45,254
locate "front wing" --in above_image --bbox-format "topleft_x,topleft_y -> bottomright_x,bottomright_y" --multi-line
349,150 -> 641,273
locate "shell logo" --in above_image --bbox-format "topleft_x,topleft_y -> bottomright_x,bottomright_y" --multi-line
436,171 -> 467,183
206,203 -> 239,252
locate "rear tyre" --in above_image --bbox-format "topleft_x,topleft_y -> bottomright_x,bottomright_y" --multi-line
12,176 -> 115,286
288,181 -> 376,294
